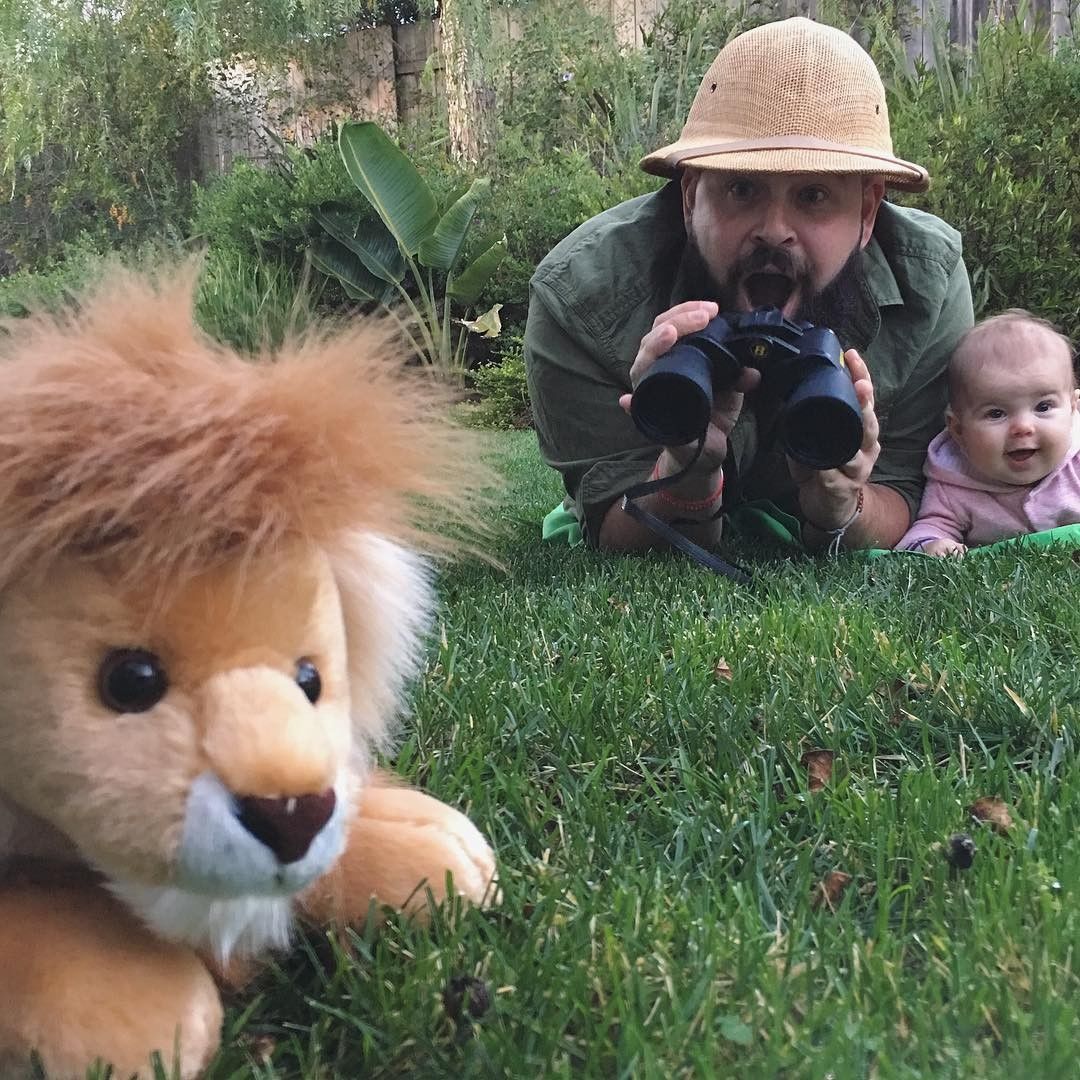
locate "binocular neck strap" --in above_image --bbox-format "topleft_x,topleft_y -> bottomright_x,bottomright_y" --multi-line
620,438 -> 752,586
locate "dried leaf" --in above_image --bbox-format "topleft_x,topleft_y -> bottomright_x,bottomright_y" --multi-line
713,658 -> 733,682
812,870 -> 852,911
969,796 -> 1014,834
891,674 -> 929,699
801,749 -> 834,793
875,673 -> 930,702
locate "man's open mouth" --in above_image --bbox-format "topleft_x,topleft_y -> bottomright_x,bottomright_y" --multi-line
742,272 -> 795,311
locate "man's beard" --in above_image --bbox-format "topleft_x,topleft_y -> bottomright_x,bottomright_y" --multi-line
685,236 -> 865,340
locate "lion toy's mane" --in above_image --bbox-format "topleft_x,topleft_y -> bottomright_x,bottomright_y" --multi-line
0,264 -> 482,591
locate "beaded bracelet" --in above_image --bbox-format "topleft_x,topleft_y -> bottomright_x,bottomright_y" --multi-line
650,461 -> 724,513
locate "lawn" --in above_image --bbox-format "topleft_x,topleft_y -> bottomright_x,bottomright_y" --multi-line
206,430 -> 1080,1079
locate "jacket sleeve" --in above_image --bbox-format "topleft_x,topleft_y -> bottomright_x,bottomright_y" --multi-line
524,280 -> 658,545
895,477 -> 969,550
872,257 -> 974,518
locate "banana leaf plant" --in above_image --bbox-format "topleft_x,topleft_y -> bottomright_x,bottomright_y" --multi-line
306,120 -> 507,375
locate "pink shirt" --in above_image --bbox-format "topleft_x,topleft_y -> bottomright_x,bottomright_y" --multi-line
897,414 -> 1080,549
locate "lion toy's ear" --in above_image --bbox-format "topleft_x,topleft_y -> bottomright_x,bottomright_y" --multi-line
0,265 -> 499,1079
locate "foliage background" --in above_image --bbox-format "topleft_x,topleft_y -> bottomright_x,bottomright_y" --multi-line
2,1 -> 1079,388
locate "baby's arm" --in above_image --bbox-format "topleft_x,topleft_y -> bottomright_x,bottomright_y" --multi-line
916,536 -> 967,557
895,479 -> 969,556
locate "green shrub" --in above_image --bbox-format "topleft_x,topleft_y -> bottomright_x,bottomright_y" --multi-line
0,233 -> 122,317
0,235 -> 320,358
189,140 -> 367,265
459,337 -> 532,430
194,250 -> 324,353
480,138 -> 659,329
895,35 -> 1080,340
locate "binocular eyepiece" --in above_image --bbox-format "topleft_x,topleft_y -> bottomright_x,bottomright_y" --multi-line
630,307 -> 863,470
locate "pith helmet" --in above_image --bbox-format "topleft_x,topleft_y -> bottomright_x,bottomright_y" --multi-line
640,17 -> 928,192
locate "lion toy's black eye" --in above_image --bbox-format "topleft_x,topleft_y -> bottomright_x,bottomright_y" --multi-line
98,649 -> 169,713
296,658 -> 321,704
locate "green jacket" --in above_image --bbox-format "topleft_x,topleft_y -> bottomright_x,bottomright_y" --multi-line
524,181 -> 974,545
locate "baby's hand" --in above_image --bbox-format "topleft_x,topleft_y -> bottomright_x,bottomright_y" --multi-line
922,537 -> 967,558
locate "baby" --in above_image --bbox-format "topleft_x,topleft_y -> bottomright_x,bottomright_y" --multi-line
897,309 -> 1080,556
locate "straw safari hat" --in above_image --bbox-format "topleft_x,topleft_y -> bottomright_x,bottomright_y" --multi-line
640,17 -> 929,192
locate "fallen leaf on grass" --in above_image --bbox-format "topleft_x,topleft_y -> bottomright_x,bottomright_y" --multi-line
969,796 -> 1014,834
801,749 -> 834,792
713,658 -> 733,682
887,674 -> 930,699
812,870 -> 852,911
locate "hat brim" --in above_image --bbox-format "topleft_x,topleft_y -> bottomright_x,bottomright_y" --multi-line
640,135 -> 929,193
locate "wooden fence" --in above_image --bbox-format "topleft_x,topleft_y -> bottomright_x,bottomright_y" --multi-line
194,0 -> 1076,177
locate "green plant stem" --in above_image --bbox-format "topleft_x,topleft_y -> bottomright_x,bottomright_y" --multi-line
390,279 -> 439,367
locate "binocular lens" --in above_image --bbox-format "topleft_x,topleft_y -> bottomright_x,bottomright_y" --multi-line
783,364 -> 863,468
630,345 -> 713,447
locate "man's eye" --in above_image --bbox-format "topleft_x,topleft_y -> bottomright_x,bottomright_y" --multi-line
728,179 -> 756,200
799,187 -> 828,206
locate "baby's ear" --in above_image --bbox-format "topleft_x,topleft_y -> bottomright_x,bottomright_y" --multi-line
945,406 -> 962,439
1072,388 -> 1079,410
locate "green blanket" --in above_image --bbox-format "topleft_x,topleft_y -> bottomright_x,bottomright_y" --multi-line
541,500 -> 1080,556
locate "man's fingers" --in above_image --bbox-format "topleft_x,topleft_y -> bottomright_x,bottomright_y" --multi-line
652,300 -> 718,330
734,367 -> 762,393
859,387 -> 879,445
632,303 -> 719,382
844,348 -> 870,384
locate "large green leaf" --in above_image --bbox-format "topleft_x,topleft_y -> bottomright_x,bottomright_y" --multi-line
312,208 -> 405,283
337,121 -> 438,257
448,235 -> 507,306
417,178 -> 491,271
307,237 -> 387,301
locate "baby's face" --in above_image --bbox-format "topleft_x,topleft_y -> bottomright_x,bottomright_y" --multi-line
948,329 -> 1077,487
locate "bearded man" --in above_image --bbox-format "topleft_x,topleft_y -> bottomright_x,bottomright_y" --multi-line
524,17 -> 973,554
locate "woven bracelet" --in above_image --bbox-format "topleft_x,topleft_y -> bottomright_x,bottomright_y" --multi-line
805,487 -> 865,556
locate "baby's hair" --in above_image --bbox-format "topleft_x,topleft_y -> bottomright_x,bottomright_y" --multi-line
948,308 -> 1076,405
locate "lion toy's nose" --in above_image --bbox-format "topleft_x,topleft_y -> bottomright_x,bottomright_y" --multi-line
236,790 -> 337,864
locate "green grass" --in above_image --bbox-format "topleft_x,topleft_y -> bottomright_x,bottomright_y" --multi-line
207,430 -> 1080,1079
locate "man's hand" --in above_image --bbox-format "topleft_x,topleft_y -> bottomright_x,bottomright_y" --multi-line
920,537 -> 967,557
619,301 -> 761,471
789,348 -> 879,530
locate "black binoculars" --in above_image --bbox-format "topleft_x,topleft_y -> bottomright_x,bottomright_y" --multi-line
630,307 -> 863,470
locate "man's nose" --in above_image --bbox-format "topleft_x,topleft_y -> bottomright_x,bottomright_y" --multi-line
752,201 -> 796,247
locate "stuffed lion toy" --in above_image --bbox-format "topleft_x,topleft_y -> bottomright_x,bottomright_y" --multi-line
0,267 -> 498,1078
